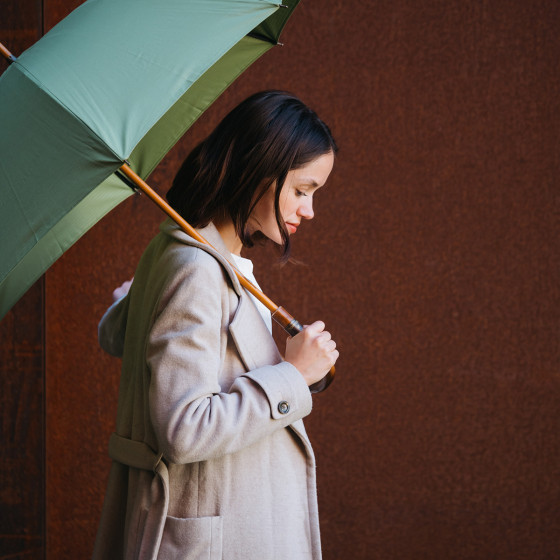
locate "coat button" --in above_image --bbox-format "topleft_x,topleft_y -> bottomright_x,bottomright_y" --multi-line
278,401 -> 290,415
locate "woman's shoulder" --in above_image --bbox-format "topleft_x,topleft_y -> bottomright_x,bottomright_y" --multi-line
134,237 -> 231,320
153,232 -> 234,292
143,227 -> 219,267
167,236 -> 230,278
137,222 -> 242,298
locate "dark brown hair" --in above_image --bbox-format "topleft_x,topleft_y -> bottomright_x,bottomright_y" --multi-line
166,90 -> 337,259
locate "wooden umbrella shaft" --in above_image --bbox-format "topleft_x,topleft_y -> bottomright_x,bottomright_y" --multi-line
119,164 -> 335,391
119,166 -> 277,306
120,165 -> 301,328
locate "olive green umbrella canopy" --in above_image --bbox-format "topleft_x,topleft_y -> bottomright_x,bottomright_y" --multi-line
0,0 -> 299,320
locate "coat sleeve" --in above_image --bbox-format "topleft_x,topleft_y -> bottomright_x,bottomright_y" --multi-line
146,250 -> 313,465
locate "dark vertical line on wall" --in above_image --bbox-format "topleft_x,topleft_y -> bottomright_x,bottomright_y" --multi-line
39,1 -> 46,556
41,279 -> 46,560
41,277 -> 46,560
40,0 -> 45,36
40,0 -> 46,547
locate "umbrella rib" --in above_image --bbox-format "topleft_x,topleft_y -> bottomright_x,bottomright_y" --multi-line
246,31 -> 283,46
114,168 -> 139,192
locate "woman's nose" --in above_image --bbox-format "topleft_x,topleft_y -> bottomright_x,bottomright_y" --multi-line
298,198 -> 314,220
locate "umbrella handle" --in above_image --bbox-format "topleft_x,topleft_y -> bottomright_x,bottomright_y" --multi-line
271,307 -> 335,393
118,163 -> 335,393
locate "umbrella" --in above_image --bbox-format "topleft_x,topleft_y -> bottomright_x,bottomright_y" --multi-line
0,0 -> 334,391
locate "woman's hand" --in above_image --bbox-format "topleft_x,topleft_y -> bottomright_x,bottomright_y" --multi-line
112,278 -> 133,303
285,321 -> 339,386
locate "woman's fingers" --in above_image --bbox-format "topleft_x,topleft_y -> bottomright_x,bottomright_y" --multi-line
112,278 -> 134,303
325,339 -> 337,351
285,320 -> 339,386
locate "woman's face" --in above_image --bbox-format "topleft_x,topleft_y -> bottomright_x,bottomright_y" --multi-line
248,151 -> 335,244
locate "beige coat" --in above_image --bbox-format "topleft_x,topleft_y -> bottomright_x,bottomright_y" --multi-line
92,220 -> 321,560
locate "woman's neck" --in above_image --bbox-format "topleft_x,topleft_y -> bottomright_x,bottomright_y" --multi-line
213,215 -> 243,256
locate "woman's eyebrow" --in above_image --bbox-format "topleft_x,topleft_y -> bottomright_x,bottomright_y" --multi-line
298,178 -> 320,187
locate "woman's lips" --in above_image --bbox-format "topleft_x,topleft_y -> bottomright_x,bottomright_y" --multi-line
286,223 -> 298,233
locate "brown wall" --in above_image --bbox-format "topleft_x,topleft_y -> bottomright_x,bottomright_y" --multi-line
1,1 -> 559,559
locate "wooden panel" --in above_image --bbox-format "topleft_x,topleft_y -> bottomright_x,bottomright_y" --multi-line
0,3 -> 44,560
0,280 -> 45,560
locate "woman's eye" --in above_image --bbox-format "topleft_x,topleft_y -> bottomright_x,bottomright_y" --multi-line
296,189 -> 307,197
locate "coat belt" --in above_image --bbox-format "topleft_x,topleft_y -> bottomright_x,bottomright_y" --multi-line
108,432 -> 170,560
108,432 -> 164,472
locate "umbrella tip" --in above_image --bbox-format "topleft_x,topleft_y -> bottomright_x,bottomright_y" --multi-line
0,41 -> 17,63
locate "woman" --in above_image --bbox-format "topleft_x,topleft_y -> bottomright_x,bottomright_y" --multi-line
93,91 -> 338,560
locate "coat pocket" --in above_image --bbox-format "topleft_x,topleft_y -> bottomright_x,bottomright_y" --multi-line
158,514 -> 223,560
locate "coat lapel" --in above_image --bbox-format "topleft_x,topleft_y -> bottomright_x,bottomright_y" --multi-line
229,291 -> 282,371
161,219 -> 282,370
